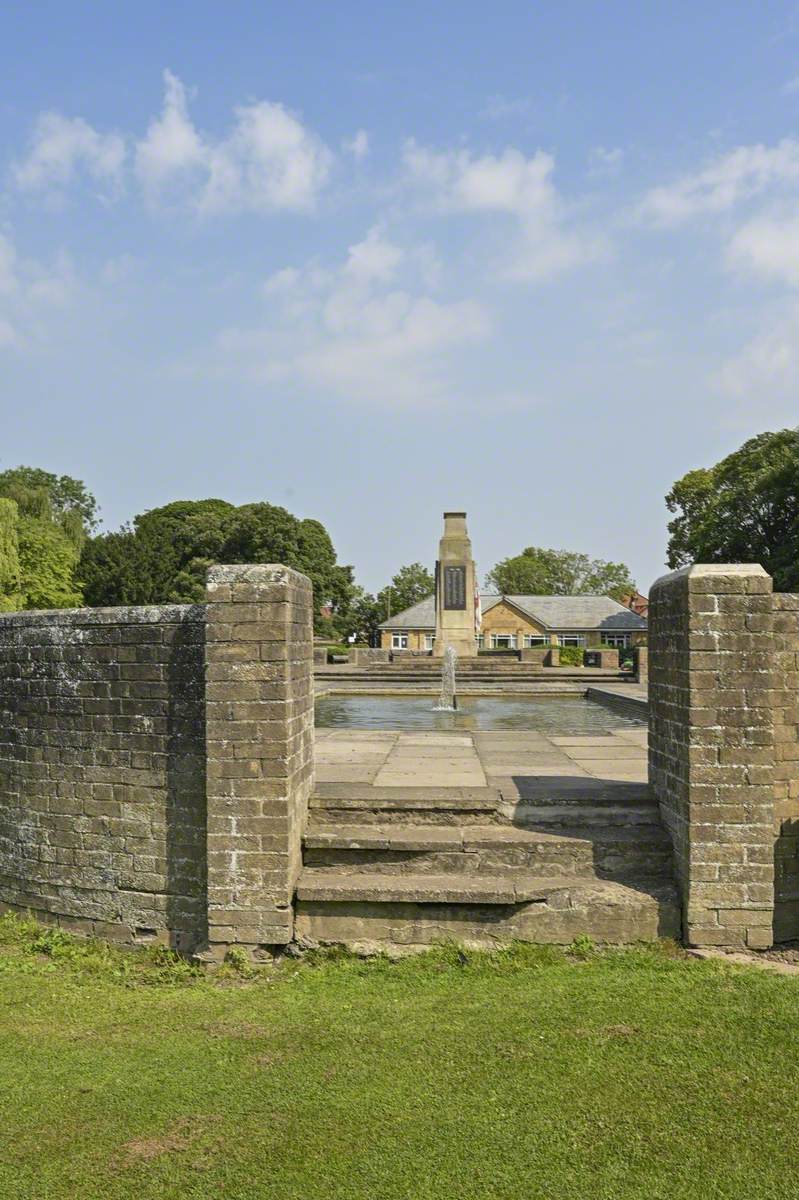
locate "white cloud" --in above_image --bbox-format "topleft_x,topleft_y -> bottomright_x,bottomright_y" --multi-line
639,138 -> 799,225
0,232 -> 74,350
0,234 -> 17,295
343,223 -> 403,281
343,129 -> 369,159
727,215 -> 799,286
134,70 -> 205,199
402,140 -> 608,281
716,303 -> 799,406
218,226 -> 491,406
13,112 -> 125,196
135,69 -> 332,214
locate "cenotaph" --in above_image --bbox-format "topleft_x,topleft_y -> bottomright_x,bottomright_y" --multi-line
434,511 -> 478,657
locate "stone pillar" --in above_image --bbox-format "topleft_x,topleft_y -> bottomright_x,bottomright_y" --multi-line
649,564 -> 774,949
634,645 -> 648,685
204,565 -> 314,957
434,511 -> 478,657
771,593 -> 799,943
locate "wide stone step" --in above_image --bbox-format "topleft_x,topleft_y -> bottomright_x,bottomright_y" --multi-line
294,870 -> 681,948
309,784 -> 501,825
303,822 -> 674,880
505,803 -> 661,828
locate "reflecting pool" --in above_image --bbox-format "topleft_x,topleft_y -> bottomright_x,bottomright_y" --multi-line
315,694 -> 645,734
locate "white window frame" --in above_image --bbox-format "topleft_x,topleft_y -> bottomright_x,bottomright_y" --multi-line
490,633 -> 517,649
476,634 -> 485,649
391,632 -> 408,650
601,633 -> 631,649
424,634 -> 436,651
557,634 -> 585,647
523,635 -> 548,647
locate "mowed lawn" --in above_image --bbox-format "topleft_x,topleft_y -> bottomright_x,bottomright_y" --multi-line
1,917 -> 798,1200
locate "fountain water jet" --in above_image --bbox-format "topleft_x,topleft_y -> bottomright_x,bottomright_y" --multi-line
433,644 -> 458,711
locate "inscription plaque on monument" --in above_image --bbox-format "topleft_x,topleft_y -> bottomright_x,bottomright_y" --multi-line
443,565 -> 466,610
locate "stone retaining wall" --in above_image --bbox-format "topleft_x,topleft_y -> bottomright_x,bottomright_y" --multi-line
351,647 -> 390,665
0,564 -> 314,957
0,604 -> 206,950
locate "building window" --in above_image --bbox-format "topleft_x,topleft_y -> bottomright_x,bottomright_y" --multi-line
491,634 -> 517,649
391,632 -> 408,650
601,633 -> 631,649
557,634 -> 585,647
476,635 -> 485,648
424,634 -> 436,650
523,635 -> 547,647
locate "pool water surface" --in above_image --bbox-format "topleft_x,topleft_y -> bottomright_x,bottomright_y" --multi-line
315,694 -> 645,734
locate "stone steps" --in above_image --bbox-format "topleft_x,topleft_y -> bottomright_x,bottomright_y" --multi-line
303,821 -> 674,880
298,782 -> 679,949
294,870 -> 681,949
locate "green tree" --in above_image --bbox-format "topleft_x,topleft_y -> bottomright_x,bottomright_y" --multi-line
0,467 -> 91,609
0,466 -> 98,542
80,498 -> 354,630
17,515 -> 82,609
338,586 -> 382,643
376,563 -> 435,620
666,429 -> 799,590
487,547 -> 635,601
0,498 -> 21,611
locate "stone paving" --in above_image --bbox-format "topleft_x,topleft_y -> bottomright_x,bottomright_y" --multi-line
314,727 -> 648,790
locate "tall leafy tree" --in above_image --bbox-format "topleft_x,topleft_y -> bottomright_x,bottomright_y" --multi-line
666,429 -> 799,591
338,587 -> 382,643
16,516 -> 82,609
487,547 -> 635,601
0,466 -> 98,541
0,498 -> 21,611
376,563 -> 435,620
81,498 -> 354,629
0,467 -> 92,609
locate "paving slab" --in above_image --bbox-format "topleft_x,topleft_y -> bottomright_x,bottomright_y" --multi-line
316,728 -> 648,792
316,765 -> 382,783
561,745 -> 646,761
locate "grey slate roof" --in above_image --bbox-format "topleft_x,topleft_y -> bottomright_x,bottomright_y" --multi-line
379,592 -> 646,631
504,595 -> 647,631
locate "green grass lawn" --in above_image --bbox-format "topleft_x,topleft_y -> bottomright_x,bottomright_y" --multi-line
1,917 -> 798,1200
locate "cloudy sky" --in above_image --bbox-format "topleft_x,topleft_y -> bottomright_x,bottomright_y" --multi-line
2,2 -> 799,592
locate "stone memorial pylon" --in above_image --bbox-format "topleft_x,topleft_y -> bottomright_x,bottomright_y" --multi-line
434,511 -> 478,657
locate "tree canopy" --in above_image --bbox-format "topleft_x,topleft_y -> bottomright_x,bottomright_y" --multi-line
487,547 -> 635,601
0,467 -> 92,609
666,428 -> 799,591
334,564 -> 436,644
0,498 -> 21,611
80,498 -> 353,628
0,466 -> 98,541
376,563 -> 435,621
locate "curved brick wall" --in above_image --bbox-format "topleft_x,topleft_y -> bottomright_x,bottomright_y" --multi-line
0,605 -> 206,950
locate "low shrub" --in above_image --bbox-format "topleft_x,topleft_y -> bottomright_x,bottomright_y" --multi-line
558,645 -> 584,666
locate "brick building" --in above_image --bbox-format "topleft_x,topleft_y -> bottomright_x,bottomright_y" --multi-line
378,593 -> 647,653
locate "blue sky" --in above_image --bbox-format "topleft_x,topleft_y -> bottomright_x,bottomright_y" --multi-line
2,2 -> 799,593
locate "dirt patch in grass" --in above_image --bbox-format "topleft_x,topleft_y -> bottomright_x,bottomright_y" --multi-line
115,1116 -> 218,1168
